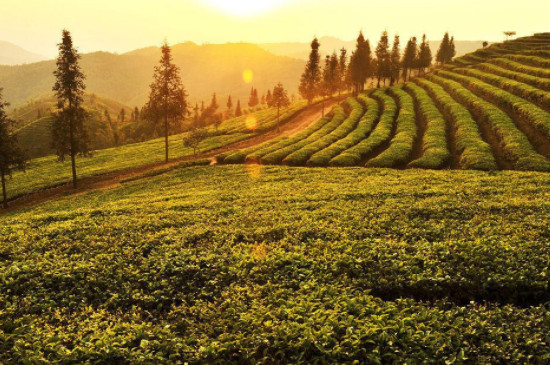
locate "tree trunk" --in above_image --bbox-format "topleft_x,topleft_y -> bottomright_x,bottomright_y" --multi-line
69,99 -> 77,189
1,168 -> 7,209
408,69 -> 412,81
377,76 -> 381,88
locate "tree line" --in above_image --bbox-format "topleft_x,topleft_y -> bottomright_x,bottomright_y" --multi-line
299,31 -> 456,101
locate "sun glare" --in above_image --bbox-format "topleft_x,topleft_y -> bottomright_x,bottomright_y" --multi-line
203,0 -> 289,16
243,69 -> 254,83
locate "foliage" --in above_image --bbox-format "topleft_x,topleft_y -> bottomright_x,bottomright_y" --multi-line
2,166 -> 550,363
299,38 -> 321,103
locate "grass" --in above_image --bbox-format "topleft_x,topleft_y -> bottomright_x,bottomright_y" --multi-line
2,165 -> 550,363
5,132 -> 248,200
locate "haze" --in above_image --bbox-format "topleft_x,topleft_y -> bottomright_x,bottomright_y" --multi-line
2,0 -> 550,57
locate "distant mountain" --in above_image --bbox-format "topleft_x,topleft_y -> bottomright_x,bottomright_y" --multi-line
260,36 -> 487,60
0,42 -> 305,108
0,41 -> 46,65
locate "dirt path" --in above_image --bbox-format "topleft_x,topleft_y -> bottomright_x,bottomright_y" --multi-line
1,99 -> 343,215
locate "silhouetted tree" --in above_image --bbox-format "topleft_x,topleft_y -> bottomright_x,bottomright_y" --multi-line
338,47 -> 348,95
436,33 -> 455,65
402,37 -> 418,81
134,106 -> 140,122
418,35 -> 433,75
299,38 -> 321,104
51,29 -> 88,189
145,41 -> 187,162
348,31 -> 372,93
235,100 -> 242,116
260,94 -> 266,105
0,90 -> 26,208
482,41 -> 489,48
389,35 -> 401,86
271,83 -> 290,131
375,31 -> 391,87
266,90 -> 273,106
193,103 -> 200,126
104,109 -> 119,146
226,95 -> 233,118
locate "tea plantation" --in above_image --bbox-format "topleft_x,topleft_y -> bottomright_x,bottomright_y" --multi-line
1,165 -> 550,363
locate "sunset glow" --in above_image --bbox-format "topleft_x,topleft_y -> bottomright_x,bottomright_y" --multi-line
203,0 -> 289,16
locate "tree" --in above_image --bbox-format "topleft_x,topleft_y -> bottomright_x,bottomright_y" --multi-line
375,31 -> 391,88
504,31 -> 516,41
402,37 -> 418,81
104,109 -> 119,146
389,35 -> 401,86
193,103 -> 200,126
0,90 -> 26,208
266,90 -> 273,106
348,31 -> 372,93
235,100 -> 242,117
482,41 -> 489,48
271,83 -> 290,131
145,40 -> 187,163
226,95 -> 233,118
248,88 -> 259,107
210,93 -> 219,110
134,106 -> 140,122
119,108 -> 125,124
417,35 -> 433,75
51,29 -> 88,189
183,127 -> 209,159
436,32 -> 455,65
338,47 -> 348,95
299,38 -> 321,104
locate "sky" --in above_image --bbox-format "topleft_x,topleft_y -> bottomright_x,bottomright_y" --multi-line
2,0 -> 550,57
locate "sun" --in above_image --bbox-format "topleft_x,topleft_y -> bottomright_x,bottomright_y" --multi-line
204,0 -> 289,17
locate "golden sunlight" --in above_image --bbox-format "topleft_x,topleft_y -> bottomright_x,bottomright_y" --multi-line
203,0 -> 289,16
245,115 -> 257,131
243,69 -> 254,83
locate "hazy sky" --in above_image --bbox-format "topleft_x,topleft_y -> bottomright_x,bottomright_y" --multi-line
2,0 -> 550,57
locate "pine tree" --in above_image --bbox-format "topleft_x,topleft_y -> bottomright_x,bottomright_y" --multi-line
235,100 -> 242,116
436,32 -> 454,65
0,89 -> 26,208
375,31 -> 391,88
299,38 -> 321,104
348,31 -> 372,93
51,29 -> 88,189
338,47 -> 347,95
402,37 -> 418,81
253,89 -> 259,106
271,83 -> 290,131
417,34 -> 433,75
260,94 -> 266,105
193,103 -> 200,126
210,93 -> 218,110
145,40 -> 187,163
389,35 -> 401,86
134,106 -> 140,122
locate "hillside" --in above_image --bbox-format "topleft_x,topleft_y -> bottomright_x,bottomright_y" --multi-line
0,43 -> 304,108
260,36 -> 486,60
1,165 -> 550,362
10,94 -> 133,159
220,33 -> 550,172
0,40 -> 46,65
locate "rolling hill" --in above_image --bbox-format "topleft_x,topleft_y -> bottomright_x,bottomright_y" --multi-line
221,33 -> 550,172
0,42 -> 305,108
0,40 -> 46,65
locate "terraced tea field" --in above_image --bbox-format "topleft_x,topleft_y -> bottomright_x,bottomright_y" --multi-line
2,165 -> 550,363
219,33 -> 550,172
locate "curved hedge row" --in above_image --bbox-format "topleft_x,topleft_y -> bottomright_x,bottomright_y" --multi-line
403,82 -> 451,169
490,57 -> 550,79
306,95 -> 377,167
477,62 -> 550,91
329,90 -> 395,166
366,86 -> 417,168
260,105 -> 347,165
439,70 -> 550,143
429,74 -> 550,171
283,98 -> 364,166
456,67 -> 550,109
415,78 -> 498,170
506,54 -> 550,69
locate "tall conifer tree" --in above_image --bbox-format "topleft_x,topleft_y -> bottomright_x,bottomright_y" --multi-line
52,29 -> 88,188
299,38 -> 321,104
389,35 -> 401,86
145,40 -> 187,163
